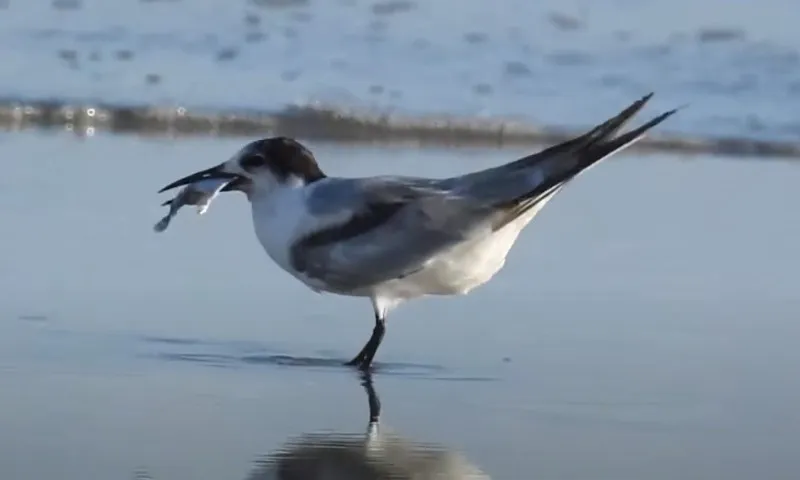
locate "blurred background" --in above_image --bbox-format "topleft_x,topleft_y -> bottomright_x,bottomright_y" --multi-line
1,1 -> 800,479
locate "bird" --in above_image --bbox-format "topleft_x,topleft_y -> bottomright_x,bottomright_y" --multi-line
158,92 -> 679,371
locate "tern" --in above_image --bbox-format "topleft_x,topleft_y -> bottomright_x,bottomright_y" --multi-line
158,93 -> 678,370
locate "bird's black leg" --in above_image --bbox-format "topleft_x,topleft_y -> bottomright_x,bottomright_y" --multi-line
345,310 -> 386,371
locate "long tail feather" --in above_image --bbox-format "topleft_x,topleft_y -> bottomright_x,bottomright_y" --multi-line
492,102 -> 680,229
506,92 -> 656,171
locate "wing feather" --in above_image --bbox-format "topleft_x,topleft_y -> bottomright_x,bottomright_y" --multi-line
291,179 -> 491,292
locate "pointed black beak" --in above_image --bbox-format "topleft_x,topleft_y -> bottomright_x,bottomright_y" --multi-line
157,164 -> 240,193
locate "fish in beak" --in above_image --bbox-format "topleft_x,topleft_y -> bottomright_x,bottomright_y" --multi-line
154,177 -> 233,232
155,162 -> 252,233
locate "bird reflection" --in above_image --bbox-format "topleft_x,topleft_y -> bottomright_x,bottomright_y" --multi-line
246,371 -> 491,480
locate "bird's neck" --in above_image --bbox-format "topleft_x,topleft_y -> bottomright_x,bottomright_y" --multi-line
249,175 -> 308,203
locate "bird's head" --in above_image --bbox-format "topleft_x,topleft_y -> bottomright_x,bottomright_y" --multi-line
158,136 -> 326,199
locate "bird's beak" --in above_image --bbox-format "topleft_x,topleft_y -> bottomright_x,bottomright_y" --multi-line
158,163 -> 241,193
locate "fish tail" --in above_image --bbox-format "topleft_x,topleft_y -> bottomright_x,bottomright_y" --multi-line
153,215 -> 171,233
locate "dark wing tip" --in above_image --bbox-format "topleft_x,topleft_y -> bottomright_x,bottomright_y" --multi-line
506,92 -> 658,169
646,102 -> 688,126
670,103 -> 690,114
579,105 -> 681,163
579,92 -> 655,144
637,106 -> 681,131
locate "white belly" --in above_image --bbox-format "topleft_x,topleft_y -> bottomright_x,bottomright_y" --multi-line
372,192 -> 559,303
374,213 -> 533,300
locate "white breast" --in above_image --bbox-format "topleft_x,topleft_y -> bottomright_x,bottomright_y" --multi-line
250,188 -> 310,277
249,184 -> 354,292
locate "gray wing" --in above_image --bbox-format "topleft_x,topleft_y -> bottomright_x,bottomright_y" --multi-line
293,176 -> 497,292
293,94 -> 679,292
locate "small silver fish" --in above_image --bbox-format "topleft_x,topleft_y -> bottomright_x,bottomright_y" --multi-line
153,177 -> 232,233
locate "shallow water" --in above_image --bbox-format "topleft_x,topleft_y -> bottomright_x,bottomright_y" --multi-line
0,0 -> 799,139
2,132 -> 800,479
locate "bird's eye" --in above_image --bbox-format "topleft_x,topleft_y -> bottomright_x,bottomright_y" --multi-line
240,154 -> 265,170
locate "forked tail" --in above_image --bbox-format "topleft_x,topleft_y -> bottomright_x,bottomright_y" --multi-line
493,93 -> 681,228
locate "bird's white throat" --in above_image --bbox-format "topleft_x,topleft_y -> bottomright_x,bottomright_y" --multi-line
249,181 -> 313,277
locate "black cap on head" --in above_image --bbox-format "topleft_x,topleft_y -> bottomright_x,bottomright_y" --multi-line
238,137 -> 326,183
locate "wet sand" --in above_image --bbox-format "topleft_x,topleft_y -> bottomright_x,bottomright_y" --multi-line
2,132 -> 800,479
